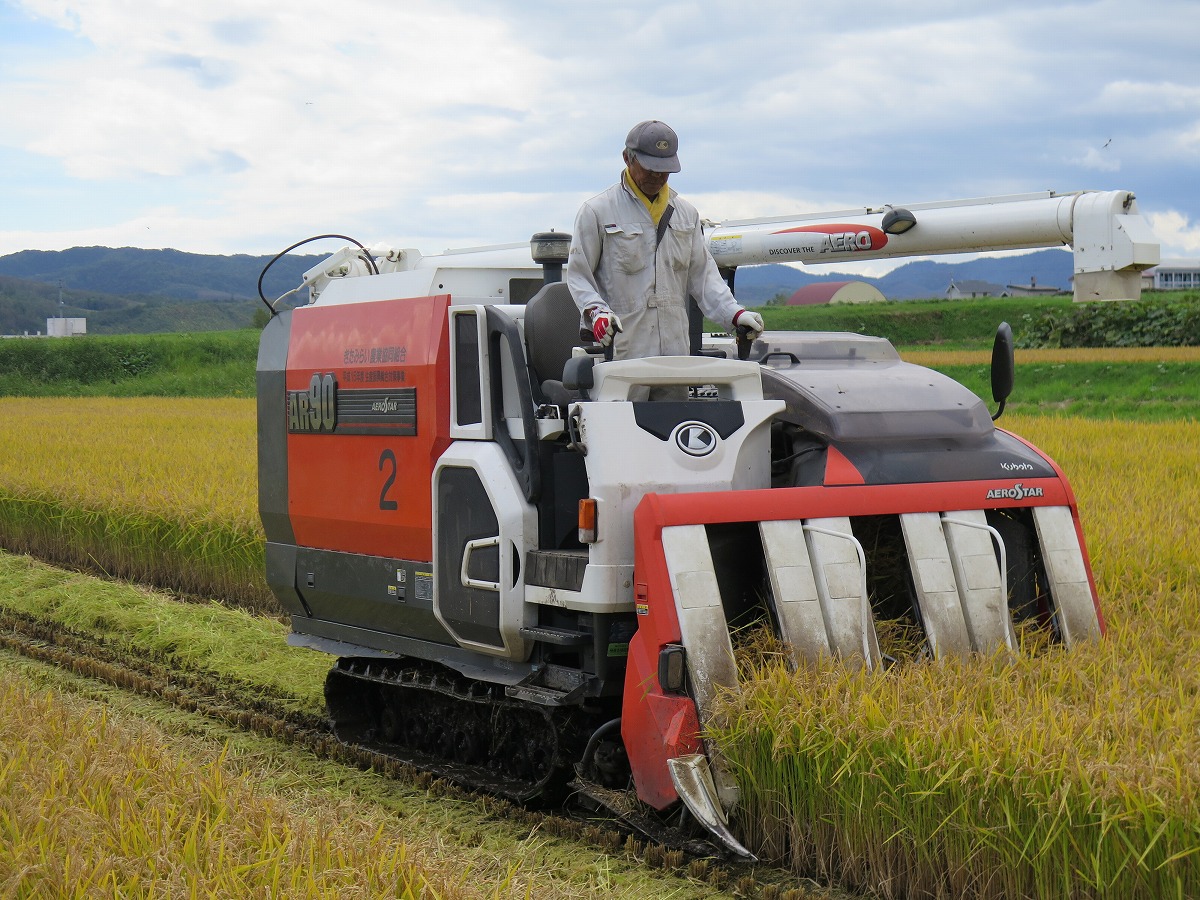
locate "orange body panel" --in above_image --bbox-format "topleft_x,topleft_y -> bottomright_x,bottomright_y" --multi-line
285,295 -> 452,561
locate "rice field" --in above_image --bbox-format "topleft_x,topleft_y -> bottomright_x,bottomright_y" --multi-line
716,415 -> 1200,898
0,555 -> 763,900
904,346 -> 1200,366
0,672 -> 481,899
0,350 -> 1192,610
0,381 -> 1197,897
0,397 -> 269,612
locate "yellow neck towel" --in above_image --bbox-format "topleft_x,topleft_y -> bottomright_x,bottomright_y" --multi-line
623,168 -> 670,226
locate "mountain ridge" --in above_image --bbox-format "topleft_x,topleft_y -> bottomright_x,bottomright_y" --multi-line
0,246 -> 325,301
0,245 -> 1076,333
732,248 -> 1074,304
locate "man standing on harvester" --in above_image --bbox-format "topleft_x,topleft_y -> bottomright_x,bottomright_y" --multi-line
566,120 -> 764,359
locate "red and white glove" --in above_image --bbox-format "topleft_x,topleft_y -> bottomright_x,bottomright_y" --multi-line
588,307 -> 622,347
733,308 -> 764,340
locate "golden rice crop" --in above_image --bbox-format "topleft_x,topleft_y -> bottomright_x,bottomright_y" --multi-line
0,397 -> 256,526
904,346 -> 1200,367
3,399 -> 1200,896
0,397 -> 269,611
0,672 -> 484,899
716,415 -> 1200,898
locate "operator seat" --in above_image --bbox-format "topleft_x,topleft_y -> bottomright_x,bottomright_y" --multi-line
524,282 -> 590,409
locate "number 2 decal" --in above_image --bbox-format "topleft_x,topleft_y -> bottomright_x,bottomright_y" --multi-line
378,449 -> 399,510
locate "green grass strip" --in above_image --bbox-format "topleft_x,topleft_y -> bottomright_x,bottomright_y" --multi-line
0,550 -> 323,712
0,330 -> 258,398
931,360 -> 1200,420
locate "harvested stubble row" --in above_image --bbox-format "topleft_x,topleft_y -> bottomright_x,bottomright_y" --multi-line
0,670 -> 502,899
0,397 -> 272,613
716,415 -> 1200,899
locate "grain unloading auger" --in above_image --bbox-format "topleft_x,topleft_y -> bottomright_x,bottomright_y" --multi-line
257,189 -> 1150,859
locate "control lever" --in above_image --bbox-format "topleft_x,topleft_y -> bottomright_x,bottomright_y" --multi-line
735,324 -> 753,361
579,319 -> 622,362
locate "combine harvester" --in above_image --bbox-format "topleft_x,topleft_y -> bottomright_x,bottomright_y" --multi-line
256,190 -> 1158,857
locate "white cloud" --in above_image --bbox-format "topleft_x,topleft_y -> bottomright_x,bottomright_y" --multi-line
1073,146 -> 1121,172
1146,209 -> 1200,257
0,0 -> 573,256
4,1 -> 548,184
1092,80 -> 1200,114
685,191 -> 829,223
0,206 -> 214,255
1,0 -> 1198,264
1162,120 -> 1200,159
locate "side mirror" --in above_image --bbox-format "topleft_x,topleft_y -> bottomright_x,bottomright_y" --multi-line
990,321 -> 1015,421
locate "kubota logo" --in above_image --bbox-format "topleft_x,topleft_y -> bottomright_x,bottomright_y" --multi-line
673,421 -> 719,457
768,223 -> 889,256
1001,462 -> 1035,472
986,483 -> 1045,501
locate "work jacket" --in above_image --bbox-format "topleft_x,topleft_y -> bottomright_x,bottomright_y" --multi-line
566,176 -> 741,359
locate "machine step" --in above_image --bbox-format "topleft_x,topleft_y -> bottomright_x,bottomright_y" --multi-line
504,663 -> 590,706
519,625 -> 592,646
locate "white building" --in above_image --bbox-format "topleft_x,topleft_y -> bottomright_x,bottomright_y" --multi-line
1142,259 -> 1200,291
945,280 -> 1006,299
46,317 -> 87,337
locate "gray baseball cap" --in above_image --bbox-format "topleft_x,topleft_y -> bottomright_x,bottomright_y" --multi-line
625,120 -> 681,173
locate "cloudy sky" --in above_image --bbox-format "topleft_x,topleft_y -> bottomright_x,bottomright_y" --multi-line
1,0 -> 1198,276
